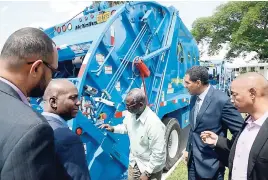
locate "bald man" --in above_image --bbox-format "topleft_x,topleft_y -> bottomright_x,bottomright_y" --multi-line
42,79 -> 90,180
100,88 -> 166,180
201,72 -> 268,180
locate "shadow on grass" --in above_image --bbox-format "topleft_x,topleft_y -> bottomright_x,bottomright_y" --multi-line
167,130 -> 233,180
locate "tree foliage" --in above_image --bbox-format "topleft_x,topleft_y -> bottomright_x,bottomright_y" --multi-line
191,1 -> 268,61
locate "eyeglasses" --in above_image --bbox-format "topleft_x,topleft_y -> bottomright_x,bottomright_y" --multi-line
126,102 -> 137,109
27,61 -> 60,78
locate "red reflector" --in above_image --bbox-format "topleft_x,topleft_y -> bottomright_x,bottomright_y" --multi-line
62,25 -> 67,32
100,113 -> 107,120
160,102 -> 165,106
114,111 -> 123,118
111,10 -> 116,15
57,27 -> 61,33
78,64 -> 86,77
76,127 -> 83,135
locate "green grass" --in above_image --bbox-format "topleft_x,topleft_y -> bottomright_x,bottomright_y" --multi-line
167,131 -> 232,180
166,161 -> 229,180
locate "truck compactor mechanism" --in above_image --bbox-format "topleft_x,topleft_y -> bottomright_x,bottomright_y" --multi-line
31,1 -> 200,179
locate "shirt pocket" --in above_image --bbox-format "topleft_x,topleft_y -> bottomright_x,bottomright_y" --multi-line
139,134 -> 149,146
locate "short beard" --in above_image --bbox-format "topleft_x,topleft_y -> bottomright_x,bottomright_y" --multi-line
29,73 -> 47,98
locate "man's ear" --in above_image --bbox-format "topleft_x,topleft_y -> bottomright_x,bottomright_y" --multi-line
139,101 -> 145,108
29,60 -> 43,77
249,88 -> 256,100
197,80 -> 202,87
49,96 -> 57,110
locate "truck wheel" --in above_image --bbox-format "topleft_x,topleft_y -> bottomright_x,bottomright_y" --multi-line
162,118 -> 181,170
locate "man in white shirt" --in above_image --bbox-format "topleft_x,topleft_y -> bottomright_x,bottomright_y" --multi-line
201,72 -> 268,180
100,88 -> 166,180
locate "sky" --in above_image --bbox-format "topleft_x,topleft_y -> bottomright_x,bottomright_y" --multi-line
0,1 -> 227,60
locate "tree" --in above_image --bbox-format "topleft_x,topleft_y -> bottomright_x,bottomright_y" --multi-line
191,2 -> 268,61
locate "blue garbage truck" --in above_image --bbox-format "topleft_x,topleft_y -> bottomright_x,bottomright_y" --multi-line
31,1 -> 200,179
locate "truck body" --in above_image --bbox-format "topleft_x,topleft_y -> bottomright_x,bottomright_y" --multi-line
31,1 -> 200,179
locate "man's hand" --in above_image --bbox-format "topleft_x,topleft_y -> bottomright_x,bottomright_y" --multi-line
99,124 -> 114,132
183,150 -> 188,163
200,131 -> 218,146
140,174 -> 149,180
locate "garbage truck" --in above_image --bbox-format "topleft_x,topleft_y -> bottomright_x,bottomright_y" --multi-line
31,1 -> 200,179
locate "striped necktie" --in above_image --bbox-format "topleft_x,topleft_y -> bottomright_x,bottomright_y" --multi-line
193,96 -> 201,127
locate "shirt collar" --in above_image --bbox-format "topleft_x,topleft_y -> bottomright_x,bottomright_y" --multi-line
198,85 -> 210,101
0,77 -> 30,106
246,112 -> 268,128
42,112 -> 68,127
133,106 -> 150,124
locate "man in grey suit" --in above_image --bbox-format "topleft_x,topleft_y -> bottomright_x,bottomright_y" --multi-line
42,79 -> 90,180
0,27 -> 61,179
183,66 -> 244,180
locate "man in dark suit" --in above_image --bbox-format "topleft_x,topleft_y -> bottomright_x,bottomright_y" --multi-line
42,79 -> 90,180
183,66 -> 244,180
201,72 -> 268,180
0,28 -> 60,179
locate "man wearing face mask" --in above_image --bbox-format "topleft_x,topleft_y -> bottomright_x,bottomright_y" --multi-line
100,88 -> 166,180
0,27 -> 60,179
42,79 -> 90,180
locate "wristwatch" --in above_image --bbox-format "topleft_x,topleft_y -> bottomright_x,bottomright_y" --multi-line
144,171 -> 151,178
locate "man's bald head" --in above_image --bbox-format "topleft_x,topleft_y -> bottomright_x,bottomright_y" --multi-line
43,79 -> 80,120
43,79 -> 76,100
232,72 -> 268,97
125,88 -> 147,115
127,88 -> 146,104
231,72 -> 268,113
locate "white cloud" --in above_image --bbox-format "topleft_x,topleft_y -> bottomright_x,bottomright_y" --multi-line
1,6 -> 8,13
28,22 -> 53,29
49,1 -> 92,19
49,2 -> 75,13
199,43 -> 228,61
199,42 -> 259,63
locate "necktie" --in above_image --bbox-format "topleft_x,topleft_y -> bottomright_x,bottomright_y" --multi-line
193,96 -> 201,127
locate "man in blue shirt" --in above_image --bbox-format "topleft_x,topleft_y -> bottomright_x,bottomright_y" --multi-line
42,79 -> 90,180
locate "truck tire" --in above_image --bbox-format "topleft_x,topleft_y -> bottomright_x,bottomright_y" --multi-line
162,118 -> 181,170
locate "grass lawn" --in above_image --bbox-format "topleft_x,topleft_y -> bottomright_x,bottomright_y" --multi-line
167,130 -> 233,180
166,161 -> 229,180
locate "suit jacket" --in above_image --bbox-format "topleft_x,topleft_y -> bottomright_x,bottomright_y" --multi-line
217,116 -> 268,180
0,81 -> 59,180
186,86 -> 244,178
43,114 -> 90,180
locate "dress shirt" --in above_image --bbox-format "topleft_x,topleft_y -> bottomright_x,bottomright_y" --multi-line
231,112 -> 268,180
197,84 -> 210,111
113,106 -> 166,174
42,112 -> 69,128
